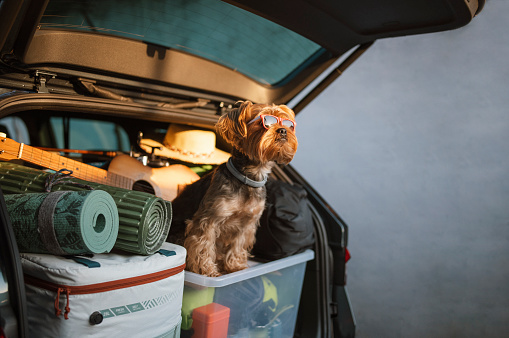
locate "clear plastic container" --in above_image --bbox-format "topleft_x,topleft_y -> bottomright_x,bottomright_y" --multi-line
182,250 -> 314,338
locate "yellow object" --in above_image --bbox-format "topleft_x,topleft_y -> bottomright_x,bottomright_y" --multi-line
261,276 -> 278,312
181,286 -> 215,330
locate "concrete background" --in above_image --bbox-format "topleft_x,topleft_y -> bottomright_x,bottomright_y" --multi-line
291,1 -> 509,337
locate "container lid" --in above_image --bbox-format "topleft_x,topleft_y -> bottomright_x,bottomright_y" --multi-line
184,249 -> 314,288
192,303 -> 230,322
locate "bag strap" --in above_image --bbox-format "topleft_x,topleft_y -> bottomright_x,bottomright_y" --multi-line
157,249 -> 176,257
65,256 -> 101,268
37,191 -> 70,255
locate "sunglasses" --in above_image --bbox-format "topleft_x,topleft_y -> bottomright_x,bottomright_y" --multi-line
248,114 -> 296,131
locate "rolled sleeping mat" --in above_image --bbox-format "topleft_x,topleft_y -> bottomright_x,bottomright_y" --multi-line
4,190 -> 119,255
0,161 -> 172,255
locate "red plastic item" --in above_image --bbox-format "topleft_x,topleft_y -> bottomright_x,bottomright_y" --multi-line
191,303 -> 230,338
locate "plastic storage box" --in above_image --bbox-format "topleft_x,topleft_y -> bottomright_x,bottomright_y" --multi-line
182,250 -> 314,338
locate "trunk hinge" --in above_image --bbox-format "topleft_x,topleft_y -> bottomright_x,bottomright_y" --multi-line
33,70 -> 57,93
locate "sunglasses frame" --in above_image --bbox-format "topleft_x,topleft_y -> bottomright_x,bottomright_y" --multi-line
248,114 -> 297,131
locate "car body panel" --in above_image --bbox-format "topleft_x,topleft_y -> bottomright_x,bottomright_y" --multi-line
0,189 -> 28,338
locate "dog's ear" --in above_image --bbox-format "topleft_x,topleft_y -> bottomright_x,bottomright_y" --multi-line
216,100 -> 253,148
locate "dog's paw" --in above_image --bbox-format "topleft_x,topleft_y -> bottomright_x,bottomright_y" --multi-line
206,270 -> 222,277
222,264 -> 248,275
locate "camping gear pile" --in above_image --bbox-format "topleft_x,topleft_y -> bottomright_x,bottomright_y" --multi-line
0,124 -> 316,337
0,161 -> 185,337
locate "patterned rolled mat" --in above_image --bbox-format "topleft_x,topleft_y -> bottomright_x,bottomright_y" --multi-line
0,162 -> 172,255
4,190 -> 119,255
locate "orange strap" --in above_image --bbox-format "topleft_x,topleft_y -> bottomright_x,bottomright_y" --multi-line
54,287 -> 71,319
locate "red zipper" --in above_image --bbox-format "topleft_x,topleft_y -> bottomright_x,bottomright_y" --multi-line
24,263 -> 186,319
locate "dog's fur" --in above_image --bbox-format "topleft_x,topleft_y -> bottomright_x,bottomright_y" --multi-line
168,101 -> 298,276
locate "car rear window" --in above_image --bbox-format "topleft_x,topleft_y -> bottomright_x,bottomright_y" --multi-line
50,117 -> 130,152
41,0 -> 323,85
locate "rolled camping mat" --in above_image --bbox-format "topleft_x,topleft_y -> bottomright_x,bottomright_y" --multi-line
0,162 -> 172,255
4,190 -> 119,255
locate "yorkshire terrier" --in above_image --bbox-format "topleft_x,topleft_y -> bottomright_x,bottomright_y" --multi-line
168,101 -> 298,276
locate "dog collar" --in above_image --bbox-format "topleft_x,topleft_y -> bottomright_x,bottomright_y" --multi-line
226,158 -> 267,188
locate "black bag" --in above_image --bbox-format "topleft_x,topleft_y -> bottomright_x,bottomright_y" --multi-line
253,179 -> 315,260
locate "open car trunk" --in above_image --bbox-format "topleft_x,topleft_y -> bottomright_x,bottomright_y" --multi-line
0,94 -> 354,337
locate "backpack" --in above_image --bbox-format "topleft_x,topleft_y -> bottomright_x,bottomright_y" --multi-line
253,179 -> 315,261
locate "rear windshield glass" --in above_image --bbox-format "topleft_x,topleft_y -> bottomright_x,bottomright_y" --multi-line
41,0 -> 322,85
50,117 -> 130,152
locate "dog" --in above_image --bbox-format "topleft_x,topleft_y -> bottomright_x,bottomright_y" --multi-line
168,101 -> 298,276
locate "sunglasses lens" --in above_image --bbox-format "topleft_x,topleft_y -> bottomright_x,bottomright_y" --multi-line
281,119 -> 295,130
262,115 -> 278,127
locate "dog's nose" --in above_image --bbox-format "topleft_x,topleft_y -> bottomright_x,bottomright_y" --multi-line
277,128 -> 287,136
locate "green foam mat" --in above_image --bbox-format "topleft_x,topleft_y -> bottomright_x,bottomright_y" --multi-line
4,190 -> 118,255
0,161 -> 172,255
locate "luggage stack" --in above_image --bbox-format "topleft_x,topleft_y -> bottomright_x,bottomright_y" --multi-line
1,161 -> 315,338
0,161 -> 185,338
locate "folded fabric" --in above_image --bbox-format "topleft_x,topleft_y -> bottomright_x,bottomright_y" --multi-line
0,161 -> 171,255
4,190 -> 118,255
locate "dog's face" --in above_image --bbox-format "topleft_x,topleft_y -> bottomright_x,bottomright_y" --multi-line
216,101 -> 298,165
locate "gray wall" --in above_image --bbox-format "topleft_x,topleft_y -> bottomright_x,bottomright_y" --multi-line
292,1 -> 509,337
